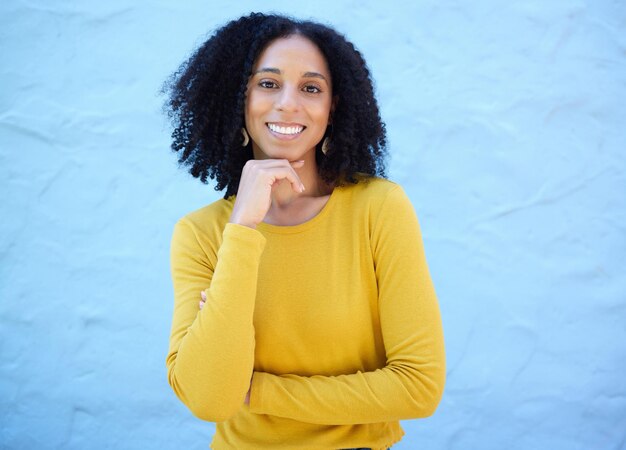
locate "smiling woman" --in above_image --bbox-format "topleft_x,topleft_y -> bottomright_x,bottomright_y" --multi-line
162,12 -> 445,450
245,35 -> 334,165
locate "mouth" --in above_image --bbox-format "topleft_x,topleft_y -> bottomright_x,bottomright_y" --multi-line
266,122 -> 306,136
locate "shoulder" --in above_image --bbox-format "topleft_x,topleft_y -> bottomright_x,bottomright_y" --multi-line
340,174 -> 408,208
179,196 -> 235,229
339,175 -> 419,232
335,175 -> 415,230
172,196 -> 235,250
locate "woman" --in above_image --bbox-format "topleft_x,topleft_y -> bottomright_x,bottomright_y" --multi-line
163,13 -> 445,450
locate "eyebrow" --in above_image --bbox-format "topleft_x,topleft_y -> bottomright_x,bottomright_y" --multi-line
253,67 -> 329,83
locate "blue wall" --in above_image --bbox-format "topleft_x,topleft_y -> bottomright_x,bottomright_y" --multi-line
1,1 -> 624,448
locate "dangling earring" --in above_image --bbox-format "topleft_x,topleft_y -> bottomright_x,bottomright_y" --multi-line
321,137 -> 330,155
241,128 -> 250,147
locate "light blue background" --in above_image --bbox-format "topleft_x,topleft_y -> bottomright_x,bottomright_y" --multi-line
1,1 -> 624,449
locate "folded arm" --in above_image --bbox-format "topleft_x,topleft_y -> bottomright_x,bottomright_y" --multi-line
249,186 -> 445,425
167,221 -> 265,422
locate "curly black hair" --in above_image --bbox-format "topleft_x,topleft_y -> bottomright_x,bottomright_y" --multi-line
161,12 -> 387,198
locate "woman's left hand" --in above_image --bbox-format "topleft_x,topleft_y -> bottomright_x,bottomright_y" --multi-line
199,290 -> 206,309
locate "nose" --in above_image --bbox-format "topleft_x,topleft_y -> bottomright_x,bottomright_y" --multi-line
274,84 -> 299,112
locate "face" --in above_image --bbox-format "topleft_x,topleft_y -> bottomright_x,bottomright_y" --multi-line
245,34 -> 334,161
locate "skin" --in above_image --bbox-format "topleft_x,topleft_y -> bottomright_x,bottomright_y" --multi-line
200,34 -> 337,405
231,33 -> 336,228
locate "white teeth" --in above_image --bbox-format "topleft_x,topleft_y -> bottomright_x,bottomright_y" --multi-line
268,123 -> 304,135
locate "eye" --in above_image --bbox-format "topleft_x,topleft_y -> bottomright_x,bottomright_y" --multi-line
259,80 -> 278,89
303,85 -> 322,94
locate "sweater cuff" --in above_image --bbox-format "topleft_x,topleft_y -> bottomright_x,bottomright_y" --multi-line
222,222 -> 267,253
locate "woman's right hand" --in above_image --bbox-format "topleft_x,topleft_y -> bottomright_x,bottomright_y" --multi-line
229,159 -> 305,229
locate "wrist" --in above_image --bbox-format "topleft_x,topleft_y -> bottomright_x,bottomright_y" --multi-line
228,213 -> 258,229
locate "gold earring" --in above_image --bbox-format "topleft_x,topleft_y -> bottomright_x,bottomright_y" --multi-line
321,137 -> 330,155
241,128 -> 250,147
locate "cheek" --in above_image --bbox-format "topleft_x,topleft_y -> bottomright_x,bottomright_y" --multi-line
312,102 -> 332,127
244,95 -> 254,118
245,93 -> 271,124
244,103 -> 259,132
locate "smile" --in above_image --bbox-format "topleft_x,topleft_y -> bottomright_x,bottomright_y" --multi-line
266,123 -> 305,135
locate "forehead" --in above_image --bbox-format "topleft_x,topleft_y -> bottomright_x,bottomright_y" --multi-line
253,35 -> 330,75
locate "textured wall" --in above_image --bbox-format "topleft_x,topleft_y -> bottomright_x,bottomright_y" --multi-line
1,0 -> 624,449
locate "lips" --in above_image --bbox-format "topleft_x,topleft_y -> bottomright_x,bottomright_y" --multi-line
266,122 -> 306,136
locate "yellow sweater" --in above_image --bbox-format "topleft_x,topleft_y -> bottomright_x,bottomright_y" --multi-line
167,176 -> 445,450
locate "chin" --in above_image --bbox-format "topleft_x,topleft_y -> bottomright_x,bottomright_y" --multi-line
256,144 -> 312,161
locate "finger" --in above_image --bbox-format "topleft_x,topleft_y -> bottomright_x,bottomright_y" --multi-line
200,291 -> 206,300
258,167 -> 303,194
265,161 -> 305,193
290,160 -> 306,191
245,159 -> 305,193
199,300 -> 205,309
289,160 -> 305,167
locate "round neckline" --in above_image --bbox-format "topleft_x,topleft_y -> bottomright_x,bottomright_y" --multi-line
256,185 -> 342,234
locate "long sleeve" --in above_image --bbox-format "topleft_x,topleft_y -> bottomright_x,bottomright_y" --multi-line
248,186 -> 445,425
166,220 -> 266,422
